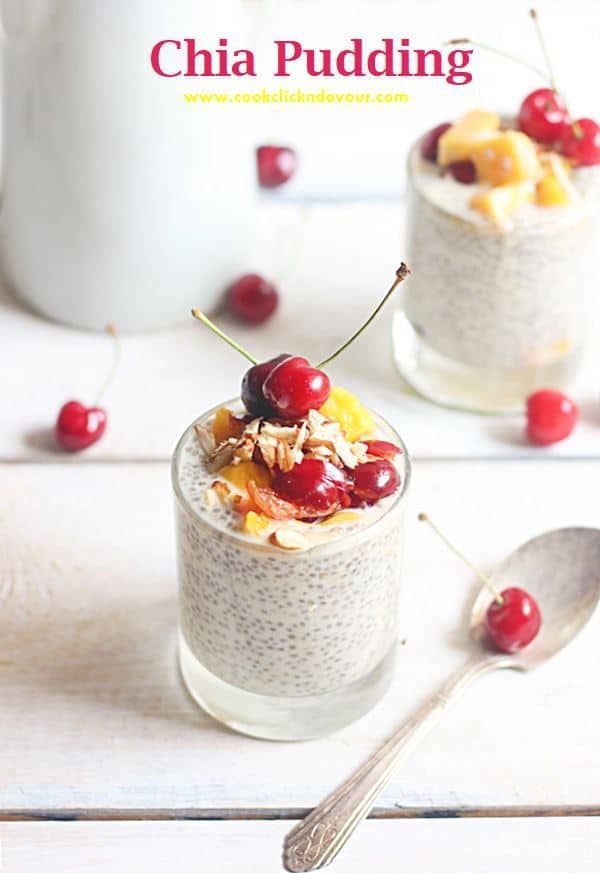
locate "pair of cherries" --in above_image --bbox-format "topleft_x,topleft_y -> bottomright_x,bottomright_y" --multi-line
242,353 -> 330,420
518,89 -> 600,165
272,441 -> 401,516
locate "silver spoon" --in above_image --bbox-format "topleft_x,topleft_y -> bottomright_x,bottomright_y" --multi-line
283,526 -> 600,872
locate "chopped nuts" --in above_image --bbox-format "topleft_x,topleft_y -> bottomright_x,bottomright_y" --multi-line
200,404 -> 382,475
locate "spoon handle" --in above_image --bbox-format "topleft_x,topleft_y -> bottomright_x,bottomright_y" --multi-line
283,653 -> 510,872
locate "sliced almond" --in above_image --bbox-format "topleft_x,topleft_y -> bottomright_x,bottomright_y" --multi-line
271,528 -> 308,551
194,423 -> 216,454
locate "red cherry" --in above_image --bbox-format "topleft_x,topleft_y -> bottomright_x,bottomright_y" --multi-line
227,274 -> 278,325
273,458 -> 351,512
518,89 -> 569,144
351,459 -> 400,503
448,160 -> 476,184
526,389 -> 578,446
485,587 -> 541,653
262,356 -> 331,420
257,145 -> 297,188
55,400 -> 107,452
364,440 -> 402,460
241,354 -> 298,418
420,122 -> 452,162
560,118 -> 600,166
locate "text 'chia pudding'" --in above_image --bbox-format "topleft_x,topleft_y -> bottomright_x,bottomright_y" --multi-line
395,94 -> 600,412
173,267 -> 412,739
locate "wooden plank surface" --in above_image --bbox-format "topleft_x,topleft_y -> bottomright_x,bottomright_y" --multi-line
2,819 -> 600,873
3,202 -> 600,464
2,460 -> 599,814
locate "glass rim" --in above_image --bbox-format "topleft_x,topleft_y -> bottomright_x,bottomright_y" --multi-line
171,397 -> 412,556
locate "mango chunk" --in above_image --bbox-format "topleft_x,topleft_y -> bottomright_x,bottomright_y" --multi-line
212,407 -> 245,444
470,131 -> 543,186
437,109 -> 500,166
537,173 -> 570,206
319,387 -> 375,442
243,510 -> 272,537
319,511 -> 362,527
470,182 -> 534,227
220,460 -> 271,491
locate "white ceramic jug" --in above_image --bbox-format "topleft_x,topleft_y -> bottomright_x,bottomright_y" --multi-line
0,0 -> 257,331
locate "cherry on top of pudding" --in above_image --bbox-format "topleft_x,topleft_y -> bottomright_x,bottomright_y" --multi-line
179,388 -> 406,552
417,105 -> 600,231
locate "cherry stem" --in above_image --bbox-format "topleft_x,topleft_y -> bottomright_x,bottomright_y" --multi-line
418,512 -> 504,606
445,38 -> 547,81
317,263 -> 411,369
528,9 -> 558,94
191,309 -> 258,365
95,323 -> 121,405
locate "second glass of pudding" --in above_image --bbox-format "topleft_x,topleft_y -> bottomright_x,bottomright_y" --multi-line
394,111 -> 600,413
173,399 -> 410,740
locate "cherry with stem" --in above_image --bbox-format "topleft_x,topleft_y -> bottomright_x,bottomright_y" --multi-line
191,264 -> 411,419
55,323 -> 120,452
418,512 -> 542,653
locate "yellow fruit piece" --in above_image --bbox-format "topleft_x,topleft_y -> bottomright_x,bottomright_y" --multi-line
470,131 -> 543,186
212,407 -> 244,444
243,511 -> 272,536
470,182 -> 534,227
319,387 -> 375,442
536,173 -> 569,207
437,109 -> 500,166
320,511 -> 362,527
220,460 -> 271,491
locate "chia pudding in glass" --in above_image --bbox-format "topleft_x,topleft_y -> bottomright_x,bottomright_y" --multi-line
172,391 -> 410,741
394,109 -> 600,412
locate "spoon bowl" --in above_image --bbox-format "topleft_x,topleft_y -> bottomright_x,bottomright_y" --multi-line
470,526 -> 600,668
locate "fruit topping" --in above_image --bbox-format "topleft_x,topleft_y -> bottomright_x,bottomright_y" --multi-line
319,510 -> 361,527
247,479 -> 338,520
212,406 -> 247,444
470,182 -> 534,228
517,88 -> 569,145
536,172 -> 569,207
484,586 -> 542,653
257,145 -> 297,188
447,160 -> 476,184
420,122 -> 452,163
227,274 -> 279,325
220,460 -> 272,490
241,354 -> 294,417
364,440 -> 402,460
319,387 -> 375,442
263,356 -> 331,420
526,389 -> 579,446
419,513 -> 542,654
273,458 -> 352,513
470,131 -> 542,187
243,510 -> 272,536
351,459 -> 401,503
560,118 -> 600,166
437,109 -> 500,166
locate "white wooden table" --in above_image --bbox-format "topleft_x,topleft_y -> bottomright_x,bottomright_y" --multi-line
2,202 -> 600,871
